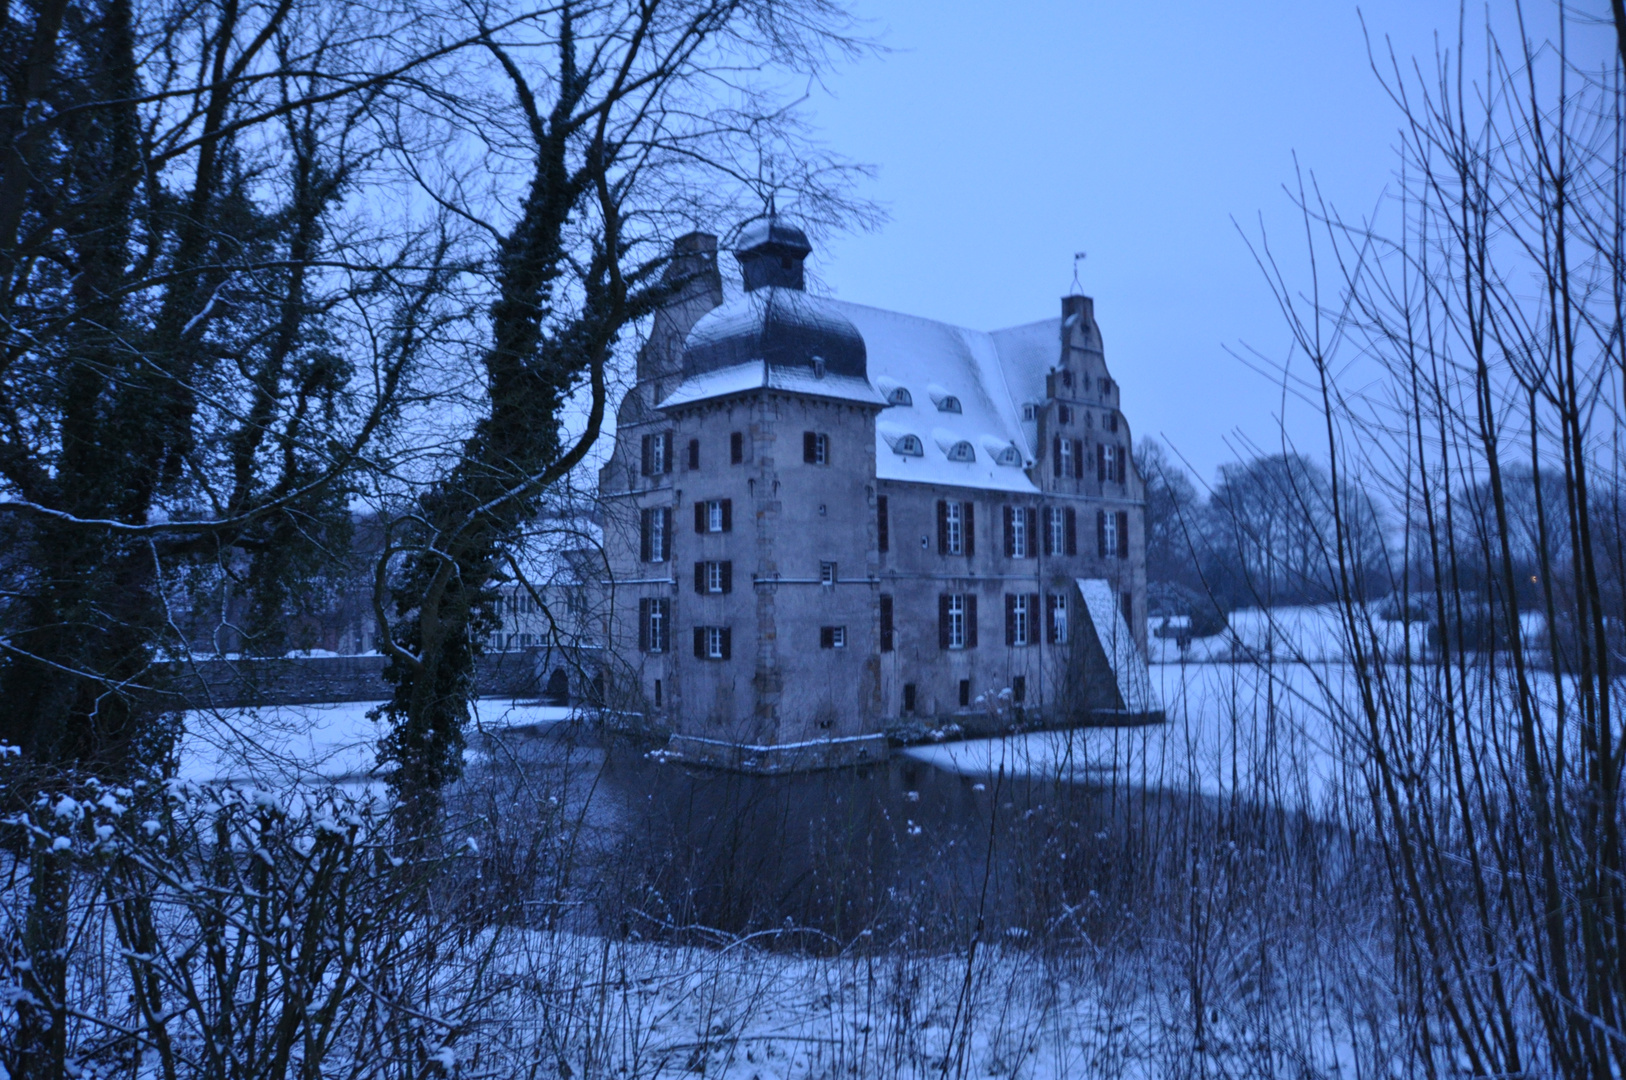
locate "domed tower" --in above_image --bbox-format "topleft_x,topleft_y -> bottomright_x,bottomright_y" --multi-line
680,219 -> 868,385
602,216 -> 887,755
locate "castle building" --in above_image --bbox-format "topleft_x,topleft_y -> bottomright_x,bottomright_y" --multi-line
599,220 -> 1158,752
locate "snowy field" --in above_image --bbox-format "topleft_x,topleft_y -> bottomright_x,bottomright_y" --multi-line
462,928 -> 1368,1080
177,697 -> 578,787
905,660 -> 1367,814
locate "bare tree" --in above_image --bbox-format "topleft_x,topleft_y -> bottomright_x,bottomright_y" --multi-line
368,0 -> 875,827
1251,4 -> 1626,1074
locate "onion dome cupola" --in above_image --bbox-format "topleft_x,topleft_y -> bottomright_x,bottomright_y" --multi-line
681,215 -> 867,382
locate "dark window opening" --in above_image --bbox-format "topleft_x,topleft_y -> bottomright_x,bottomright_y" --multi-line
880,594 -> 894,651
959,679 -> 971,708
730,431 -> 744,464
687,438 -> 700,469
877,495 -> 889,553
653,679 -> 662,708
1012,675 -> 1026,704
903,683 -> 917,714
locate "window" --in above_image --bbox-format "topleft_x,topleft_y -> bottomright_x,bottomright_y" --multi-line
687,438 -> 700,470
936,395 -> 962,413
639,507 -> 672,563
888,386 -> 913,406
1061,370 -> 1074,389
903,683 -> 917,713
1098,443 -> 1121,483
694,560 -> 732,594
1053,436 -> 1074,478
1048,592 -> 1069,644
1006,593 -> 1037,646
1097,509 -> 1128,558
1003,505 -> 1037,558
1022,403 -> 1037,421
937,500 -> 974,556
946,440 -> 976,462
1059,404 -> 1074,425
890,434 -> 923,456
638,598 -> 668,652
1012,675 -> 1026,704
959,679 -> 972,707
640,431 -> 672,476
820,561 -> 836,586
880,594 -> 894,651
694,499 -> 732,533
803,431 -> 829,465
1045,506 -> 1077,556
877,495 -> 889,553
693,626 -> 731,660
1107,412 -> 1119,433
820,626 -> 846,649
654,679 -> 662,707
939,593 -> 977,650
730,431 -> 744,464
1121,590 -> 1134,626
1101,377 -> 1114,395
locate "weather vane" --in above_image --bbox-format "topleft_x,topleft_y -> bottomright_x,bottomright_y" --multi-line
1071,251 -> 1087,294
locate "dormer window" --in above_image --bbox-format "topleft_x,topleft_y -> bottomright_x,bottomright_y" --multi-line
994,444 -> 1021,466
1022,403 -> 1036,421
889,386 -> 913,407
937,396 -> 962,413
946,441 -> 976,462
893,435 -> 923,456
812,356 -> 826,379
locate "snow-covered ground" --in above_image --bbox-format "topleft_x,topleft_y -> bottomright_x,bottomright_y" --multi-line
905,660 -> 1366,813
178,697 -> 578,786
467,928 -> 1366,1080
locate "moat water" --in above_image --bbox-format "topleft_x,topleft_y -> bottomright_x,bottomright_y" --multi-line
462,722 -> 1244,949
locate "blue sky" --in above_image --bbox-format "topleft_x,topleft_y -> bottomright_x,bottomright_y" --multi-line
800,0 -> 1609,485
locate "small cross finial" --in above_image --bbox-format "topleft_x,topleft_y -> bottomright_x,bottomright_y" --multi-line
1071,251 -> 1087,294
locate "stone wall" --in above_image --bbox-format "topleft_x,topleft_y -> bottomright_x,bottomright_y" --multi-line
161,649 -> 554,709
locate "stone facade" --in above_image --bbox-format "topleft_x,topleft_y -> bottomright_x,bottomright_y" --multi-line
599,222 -> 1156,748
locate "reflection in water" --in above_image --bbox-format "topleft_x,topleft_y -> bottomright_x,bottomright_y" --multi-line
465,725 -> 1197,950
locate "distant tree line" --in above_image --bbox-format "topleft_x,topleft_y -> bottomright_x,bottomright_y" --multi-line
1137,439 -> 1626,649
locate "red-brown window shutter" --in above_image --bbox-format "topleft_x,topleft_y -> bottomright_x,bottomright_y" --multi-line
966,593 -> 978,648
963,502 -> 975,556
1117,510 -> 1129,558
1005,593 -> 1017,646
1002,506 -> 1014,557
938,594 -> 951,649
1064,508 -> 1077,555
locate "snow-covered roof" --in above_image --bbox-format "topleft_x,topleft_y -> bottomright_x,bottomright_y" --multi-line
827,301 -> 1049,495
658,359 -> 885,410
653,290 -> 1075,496
1077,578 -> 1160,716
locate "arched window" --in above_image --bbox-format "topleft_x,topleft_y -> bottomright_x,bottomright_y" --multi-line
936,395 -> 962,413
889,386 -> 913,407
946,441 -> 976,462
893,435 -> 923,456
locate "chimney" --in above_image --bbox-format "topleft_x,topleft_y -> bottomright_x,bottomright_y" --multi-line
638,232 -> 723,383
